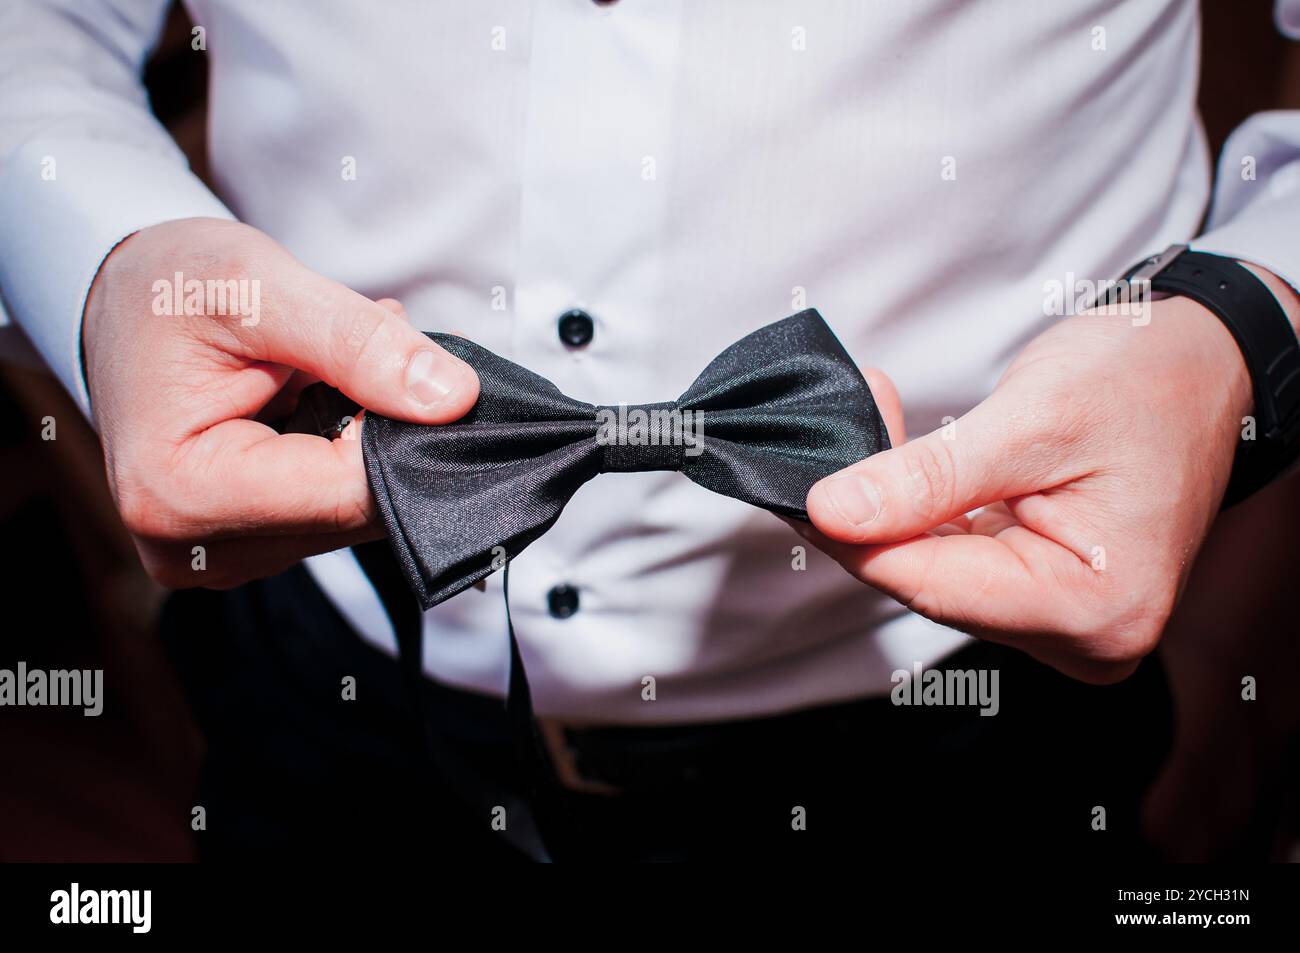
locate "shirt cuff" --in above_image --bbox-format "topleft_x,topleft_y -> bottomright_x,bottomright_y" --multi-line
1191,107 -> 1300,302
1191,188 -> 1300,302
0,136 -> 235,420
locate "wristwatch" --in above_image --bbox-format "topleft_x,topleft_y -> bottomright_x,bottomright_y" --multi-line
1116,244 -> 1300,508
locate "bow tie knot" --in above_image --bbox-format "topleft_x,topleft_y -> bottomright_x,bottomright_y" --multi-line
596,401 -> 696,473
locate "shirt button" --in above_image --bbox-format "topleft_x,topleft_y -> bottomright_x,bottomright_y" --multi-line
557,309 -> 595,348
547,584 -> 580,619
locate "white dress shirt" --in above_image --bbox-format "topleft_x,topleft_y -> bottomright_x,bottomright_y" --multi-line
2,1 -> 1299,723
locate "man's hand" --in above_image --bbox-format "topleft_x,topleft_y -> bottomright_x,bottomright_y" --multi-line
802,295 -> 1261,684
83,217 -> 479,589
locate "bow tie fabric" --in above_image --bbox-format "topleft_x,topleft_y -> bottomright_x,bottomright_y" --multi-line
297,309 -> 890,608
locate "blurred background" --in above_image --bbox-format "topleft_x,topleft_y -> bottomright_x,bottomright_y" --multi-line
1,1 -> 1298,861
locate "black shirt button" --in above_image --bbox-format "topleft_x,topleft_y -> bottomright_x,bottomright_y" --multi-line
557,309 -> 595,348
547,584 -> 580,619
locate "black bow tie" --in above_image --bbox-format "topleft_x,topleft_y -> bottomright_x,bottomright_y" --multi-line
286,308 -> 889,858
292,309 -> 890,607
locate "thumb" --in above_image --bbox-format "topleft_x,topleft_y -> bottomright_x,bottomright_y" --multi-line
807,388 -> 1058,543
231,273 -> 478,424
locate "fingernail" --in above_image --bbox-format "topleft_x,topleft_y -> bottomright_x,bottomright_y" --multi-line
405,350 -> 456,405
823,476 -> 881,526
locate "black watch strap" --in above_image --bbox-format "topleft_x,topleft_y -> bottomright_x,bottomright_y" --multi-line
1120,245 -> 1300,508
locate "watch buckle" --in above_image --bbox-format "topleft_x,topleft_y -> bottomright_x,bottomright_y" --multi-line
1094,243 -> 1187,312
1127,243 -> 1188,285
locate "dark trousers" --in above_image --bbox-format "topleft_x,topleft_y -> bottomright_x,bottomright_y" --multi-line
161,564 -> 1173,862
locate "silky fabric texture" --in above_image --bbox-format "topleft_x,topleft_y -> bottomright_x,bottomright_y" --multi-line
356,310 -> 890,610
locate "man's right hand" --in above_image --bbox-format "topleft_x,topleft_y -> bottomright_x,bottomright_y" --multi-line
83,217 -> 479,589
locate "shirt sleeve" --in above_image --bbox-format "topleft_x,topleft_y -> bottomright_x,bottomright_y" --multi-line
1190,1 -> 1300,296
0,0 -> 235,419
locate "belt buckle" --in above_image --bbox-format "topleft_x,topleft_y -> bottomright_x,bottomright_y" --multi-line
536,719 -> 623,796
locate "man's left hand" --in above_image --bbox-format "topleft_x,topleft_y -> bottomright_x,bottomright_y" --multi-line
801,290 -> 1273,684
